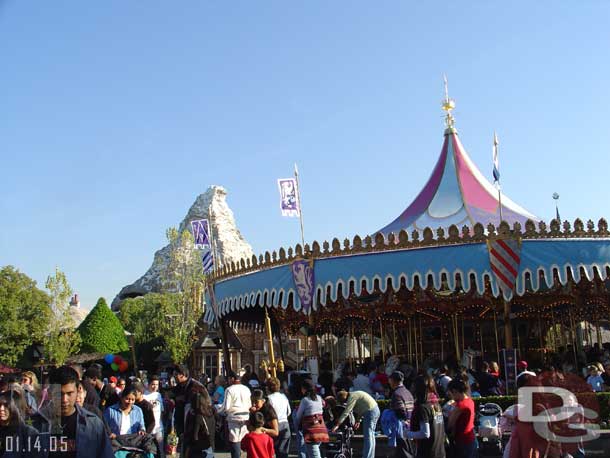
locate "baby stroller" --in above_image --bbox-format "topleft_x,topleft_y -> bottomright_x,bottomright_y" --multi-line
477,403 -> 503,457
325,427 -> 354,458
112,433 -> 160,458
323,400 -> 354,458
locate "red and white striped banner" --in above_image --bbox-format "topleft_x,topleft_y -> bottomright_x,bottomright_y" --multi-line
488,238 -> 522,301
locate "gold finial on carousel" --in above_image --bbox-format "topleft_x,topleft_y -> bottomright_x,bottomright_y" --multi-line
442,74 -> 456,131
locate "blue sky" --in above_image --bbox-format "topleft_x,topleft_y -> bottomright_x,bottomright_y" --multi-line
1,1 -> 609,309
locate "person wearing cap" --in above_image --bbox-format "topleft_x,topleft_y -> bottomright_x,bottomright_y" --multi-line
332,390 -> 380,458
516,361 -> 536,380
388,371 -> 415,458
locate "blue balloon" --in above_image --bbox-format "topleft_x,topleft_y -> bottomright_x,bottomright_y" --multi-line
104,354 -> 114,364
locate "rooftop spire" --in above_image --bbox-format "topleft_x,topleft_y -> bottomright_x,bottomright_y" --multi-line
442,75 -> 456,131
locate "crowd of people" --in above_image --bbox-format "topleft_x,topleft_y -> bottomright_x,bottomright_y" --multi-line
1,346 -> 608,458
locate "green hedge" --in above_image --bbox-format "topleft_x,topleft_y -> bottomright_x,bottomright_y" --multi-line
292,392 -> 610,424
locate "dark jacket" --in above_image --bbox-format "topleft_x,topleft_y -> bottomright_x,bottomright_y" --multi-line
136,398 -> 156,434
39,405 -> 113,458
173,377 -> 204,434
98,383 -> 119,410
391,384 -> 414,420
183,411 -> 215,456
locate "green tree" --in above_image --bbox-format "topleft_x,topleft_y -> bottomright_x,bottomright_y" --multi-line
78,297 -> 129,354
0,266 -> 51,366
120,292 -> 179,345
158,228 -> 205,363
44,267 -> 81,365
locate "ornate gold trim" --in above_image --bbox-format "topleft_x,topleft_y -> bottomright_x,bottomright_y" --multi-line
209,218 -> 610,283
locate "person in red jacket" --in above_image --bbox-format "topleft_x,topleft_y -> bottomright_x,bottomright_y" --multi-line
447,379 -> 478,458
241,411 -> 275,458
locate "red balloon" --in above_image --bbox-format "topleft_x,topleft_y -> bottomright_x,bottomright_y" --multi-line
119,361 -> 129,372
113,355 -> 122,364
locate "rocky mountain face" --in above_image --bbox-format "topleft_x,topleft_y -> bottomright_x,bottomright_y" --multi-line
112,186 -> 254,309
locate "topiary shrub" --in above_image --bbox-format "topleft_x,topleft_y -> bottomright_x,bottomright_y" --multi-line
77,297 -> 130,354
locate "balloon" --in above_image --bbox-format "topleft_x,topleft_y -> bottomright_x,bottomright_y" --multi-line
113,355 -> 122,364
104,354 -> 114,364
110,363 -> 119,371
119,361 -> 129,372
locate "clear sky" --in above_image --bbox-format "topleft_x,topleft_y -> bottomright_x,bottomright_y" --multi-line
2,1 -> 609,309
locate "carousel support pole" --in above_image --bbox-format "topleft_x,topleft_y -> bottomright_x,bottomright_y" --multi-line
330,333 -> 335,372
538,314 -> 544,353
350,323 -> 355,372
278,329 -> 286,366
551,310 -> 558,351
597,322 -> 603,347
264,308 -> 277,378
452,314 -> 461,361
220,318 -> 232,376
503,299 -> 514,349
441,323 -> 445,362
414,318 -> 419,371
419,317 -> 424,365
493,310 -> 500,365
461,316 -> 465,356
568,308 -> 578,369
380,320 -> 385,361
392,322 -> 398,356
369,325 -> 374,361
515,320 -> 522,360
308,314 -> 319,358
479,323 -> 484,359
357,334 -> 363,363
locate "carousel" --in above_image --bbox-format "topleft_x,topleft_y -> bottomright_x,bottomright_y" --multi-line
204,91 -> 610,382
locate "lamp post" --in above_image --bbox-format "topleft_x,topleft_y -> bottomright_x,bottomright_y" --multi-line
553,193 -> 561,222
124,330 -> 137,375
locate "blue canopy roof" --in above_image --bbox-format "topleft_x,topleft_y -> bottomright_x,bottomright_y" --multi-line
205,219 -> 610,324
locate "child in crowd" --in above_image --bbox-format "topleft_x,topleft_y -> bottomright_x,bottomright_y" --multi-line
587,365 -> 604,392
241,411 -> 275,458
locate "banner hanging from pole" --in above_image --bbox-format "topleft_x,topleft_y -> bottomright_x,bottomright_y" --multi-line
277,178 -> 300,217
291,258 -> 314,314
488,238 -> 522,301
202,249 -> 214,275
190,219 -> 211,249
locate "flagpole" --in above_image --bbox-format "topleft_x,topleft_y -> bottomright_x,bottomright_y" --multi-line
294,164 -> 306,249
208,204 -> 219,275
494,132 -> 504,223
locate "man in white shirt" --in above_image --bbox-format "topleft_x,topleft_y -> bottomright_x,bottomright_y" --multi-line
219,371 -> 252,458
352,367 -> 373,395
144,375 -> 165,458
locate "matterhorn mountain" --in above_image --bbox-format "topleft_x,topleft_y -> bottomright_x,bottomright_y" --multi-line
112,186 -> 254,309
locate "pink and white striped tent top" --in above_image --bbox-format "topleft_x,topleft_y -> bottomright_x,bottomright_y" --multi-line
377,126 -> 538,236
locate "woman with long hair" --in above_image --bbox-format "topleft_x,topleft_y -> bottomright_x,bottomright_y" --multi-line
406,375 -> 446,458
293,379 -> 328,458
183,388 -> 216,458
0,394 -> 40,458
103,386 -> 146,439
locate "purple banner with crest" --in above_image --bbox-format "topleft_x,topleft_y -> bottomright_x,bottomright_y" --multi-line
291,258 -> 314,314
278,178 -> 300,217
191,219 -> 211,249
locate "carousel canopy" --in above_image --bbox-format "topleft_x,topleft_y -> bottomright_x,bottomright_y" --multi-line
203,91 -> 610,326
377,126 -> 538,236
